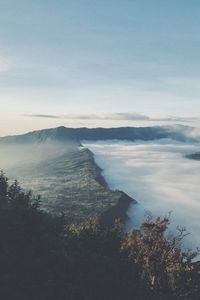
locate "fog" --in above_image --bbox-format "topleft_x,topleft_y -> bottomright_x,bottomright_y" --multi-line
83,140 -> 200,248
0,142 -> 76,175
165,124 -> 200,142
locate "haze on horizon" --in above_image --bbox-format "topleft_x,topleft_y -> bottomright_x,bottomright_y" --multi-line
0,0 -> 200,135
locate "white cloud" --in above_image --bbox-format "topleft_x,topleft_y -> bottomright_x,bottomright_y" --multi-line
83,140 -> 200,248
24,112 -> 200,123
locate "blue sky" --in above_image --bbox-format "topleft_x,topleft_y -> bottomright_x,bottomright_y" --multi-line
0,0 -> 200,135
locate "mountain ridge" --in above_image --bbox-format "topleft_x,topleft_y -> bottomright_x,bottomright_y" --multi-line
0,125 -> 199,144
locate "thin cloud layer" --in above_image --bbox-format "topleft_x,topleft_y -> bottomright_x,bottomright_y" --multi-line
24,113 -> 200,123
26,114 -> 61,119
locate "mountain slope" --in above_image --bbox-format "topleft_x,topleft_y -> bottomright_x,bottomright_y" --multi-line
8,147 -> 135,223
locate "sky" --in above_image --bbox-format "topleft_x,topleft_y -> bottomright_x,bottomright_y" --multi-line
1,0 -> 200,136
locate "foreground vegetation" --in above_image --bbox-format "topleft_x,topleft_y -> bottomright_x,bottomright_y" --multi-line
0,172 -> 199,300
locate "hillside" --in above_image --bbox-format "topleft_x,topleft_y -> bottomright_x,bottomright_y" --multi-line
13,147 -> 135,223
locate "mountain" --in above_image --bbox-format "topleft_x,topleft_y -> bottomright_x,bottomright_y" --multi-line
1,124 -> 199,144
186,152 -> 200,160
0,126 -> 79,145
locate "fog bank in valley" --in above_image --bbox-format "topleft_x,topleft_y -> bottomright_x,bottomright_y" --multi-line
83,140 -> 200,247
0,142 -> 75,177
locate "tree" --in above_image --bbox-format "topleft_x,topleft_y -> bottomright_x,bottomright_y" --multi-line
123,216 -> 200,299
8,179 -> 40,209
0,170 -> 8,208
63,218 -> 153,300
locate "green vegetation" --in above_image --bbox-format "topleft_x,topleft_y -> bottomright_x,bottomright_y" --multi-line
0,172 -> 199,300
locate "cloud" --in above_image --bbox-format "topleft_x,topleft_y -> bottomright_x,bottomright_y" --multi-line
156,116 -> 199,123
24,113 -> 200,123
166,124 -> 200,141
105,113 -> 150,121
83,140 -> 200,248
24,114 -> 61,119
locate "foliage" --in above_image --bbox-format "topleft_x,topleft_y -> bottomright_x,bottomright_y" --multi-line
123,216 -> 200,299
63,218 -> 153,300
0,170 -> 40,210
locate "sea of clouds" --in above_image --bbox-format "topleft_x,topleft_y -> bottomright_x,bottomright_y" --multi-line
83,139 -> 200,248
